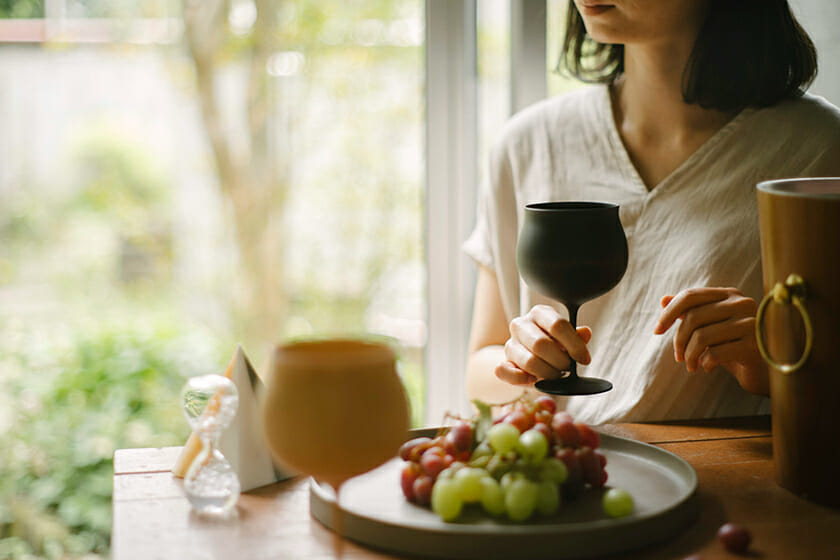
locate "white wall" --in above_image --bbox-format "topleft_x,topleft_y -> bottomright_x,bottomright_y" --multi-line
792,0 -> 840,105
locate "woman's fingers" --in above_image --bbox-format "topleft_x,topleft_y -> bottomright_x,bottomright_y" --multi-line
494,360 -> 537,386
527,305 -> 591,364
510,315 -> 570,371
664,289 -> 757,362
682,318 -> 754,371
654,288 -> 730,334
503,338 -> 567,380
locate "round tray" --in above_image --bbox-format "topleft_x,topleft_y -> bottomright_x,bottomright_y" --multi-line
310,430 -> 698,559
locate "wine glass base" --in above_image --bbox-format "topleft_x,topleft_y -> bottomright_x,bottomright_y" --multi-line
534,376 -> 613,396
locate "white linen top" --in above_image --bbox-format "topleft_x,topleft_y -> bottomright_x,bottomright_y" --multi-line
463,84 -> 840,424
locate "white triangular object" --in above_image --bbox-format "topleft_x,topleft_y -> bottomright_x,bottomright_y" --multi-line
172,345 -> 292,491
219,345 -> 293,491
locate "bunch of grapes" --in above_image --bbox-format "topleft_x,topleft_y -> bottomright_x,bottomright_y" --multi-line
399,396 -> 610,522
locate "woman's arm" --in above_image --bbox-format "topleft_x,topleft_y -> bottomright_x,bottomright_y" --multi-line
465,266 -> 523,404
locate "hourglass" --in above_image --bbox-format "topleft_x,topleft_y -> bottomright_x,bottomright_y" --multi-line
180,374 -> 241,517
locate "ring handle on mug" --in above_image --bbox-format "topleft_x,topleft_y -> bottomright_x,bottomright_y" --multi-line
755,273 -> 814,374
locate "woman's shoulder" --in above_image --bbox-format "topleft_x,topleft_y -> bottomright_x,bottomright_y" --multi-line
493,85 -> 605,153
753,92 -> 840,140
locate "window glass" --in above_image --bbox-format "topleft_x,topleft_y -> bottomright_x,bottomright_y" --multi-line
0,2 -> 424,557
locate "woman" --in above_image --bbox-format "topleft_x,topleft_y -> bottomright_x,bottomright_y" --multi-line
463,0 -> 840,423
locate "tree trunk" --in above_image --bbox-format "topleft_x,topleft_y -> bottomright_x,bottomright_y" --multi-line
182,0 -> 289,356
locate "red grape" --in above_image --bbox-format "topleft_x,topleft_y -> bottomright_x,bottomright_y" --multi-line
400,462 -> 421,501
551,413 -> 580,448
717,522 -> 751,554
399,437 -> 432,461
595,450 -> 607,469
535,395 -> 557,414
576,423 -> 601,449
413,475 -> 434,505
421,451 -> 446,478
505,410 -> 535,433
534,409 -> 553,426
448,421 -> 473,452
555,447 -> 582,487
532,422 -> 554,445
576,446 -> 602,487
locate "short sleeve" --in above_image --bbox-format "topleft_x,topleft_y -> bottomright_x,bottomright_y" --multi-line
461,135 -> 522,320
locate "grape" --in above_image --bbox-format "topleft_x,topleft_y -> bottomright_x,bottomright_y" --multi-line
399,437 -> 432,461
505,410 -> 534,433
602,487 -> 634,518
413,475 -> 433,505
486,453 -> 513,479
431,478 -> 463,521
469,455 -> 491,470
577,423 -> 601,449
518,429 -> 549,463
577,446 -> 602,487
531,422 -> 554,445
535,480 -> 560,515
504,478 -> 539,521
479,476 -> 506,516
538,457 -> 568,484
535,395 -> 557,414
472,441 -> 493,459
488,423 -> 521,454
421,451 -> 446,478
555,447 -> 583,499
596,450 -> 607,468
454,467 -> 485,503
448,421 -> 473,452
400,462 -> 421,501
717,523 -> 751,554
551,413 -> 580,448
500,471 -> 521,491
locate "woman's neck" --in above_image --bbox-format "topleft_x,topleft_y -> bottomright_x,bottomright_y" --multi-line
609,41 -> 738,189
615,42 -> 733,142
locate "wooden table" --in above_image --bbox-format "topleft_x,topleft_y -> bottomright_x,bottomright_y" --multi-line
112,416 -> 840,559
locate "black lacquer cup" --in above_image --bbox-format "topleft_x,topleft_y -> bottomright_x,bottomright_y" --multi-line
516,202 -> 628,395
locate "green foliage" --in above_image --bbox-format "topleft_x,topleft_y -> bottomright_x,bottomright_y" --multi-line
0,320 -> 225,558
0,0 -> 43,18
68,125 -> 171,231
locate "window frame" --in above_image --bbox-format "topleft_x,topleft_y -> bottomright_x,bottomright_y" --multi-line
424,0 -> 546,422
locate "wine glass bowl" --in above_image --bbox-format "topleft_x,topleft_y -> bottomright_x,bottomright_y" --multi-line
261,338 -> 410,491
516,202 -> 628,395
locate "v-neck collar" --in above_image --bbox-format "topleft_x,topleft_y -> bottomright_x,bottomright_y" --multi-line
598,84 -> 755,196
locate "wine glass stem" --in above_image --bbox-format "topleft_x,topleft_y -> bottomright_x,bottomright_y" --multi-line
568,304 -> 580,380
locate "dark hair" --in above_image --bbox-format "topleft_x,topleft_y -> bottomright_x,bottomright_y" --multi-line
558,0 -> 817,112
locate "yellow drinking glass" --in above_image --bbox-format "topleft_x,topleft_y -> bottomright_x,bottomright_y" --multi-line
261,338 -> 410,492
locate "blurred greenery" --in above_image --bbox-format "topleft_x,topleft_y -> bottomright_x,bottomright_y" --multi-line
0,0 -> 42,18
0,318 -> 227,558
0,1 -> 430,558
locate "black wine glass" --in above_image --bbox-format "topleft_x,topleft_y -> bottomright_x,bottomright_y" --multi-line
516,202 -> 628,395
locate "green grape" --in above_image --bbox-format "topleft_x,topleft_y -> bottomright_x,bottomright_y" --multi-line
488,423 -> 521,455
472,441 -> 494,459
538,457 -> 568,484
602,487 -> 635,518
536,480 -> 560,515
469,454 -> 491,469
500,470 -> 521,492
479,476 -> 506,516
505,478 -> 539,522
454,467 -> 485,503
431,478 -> 463,521
517,429 -> 549,463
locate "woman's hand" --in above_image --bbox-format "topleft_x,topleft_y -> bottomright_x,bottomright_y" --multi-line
654,287 -> 768,396
495,304 -> 592,386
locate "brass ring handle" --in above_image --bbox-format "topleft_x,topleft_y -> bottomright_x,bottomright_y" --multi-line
755,274 -> 814,374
